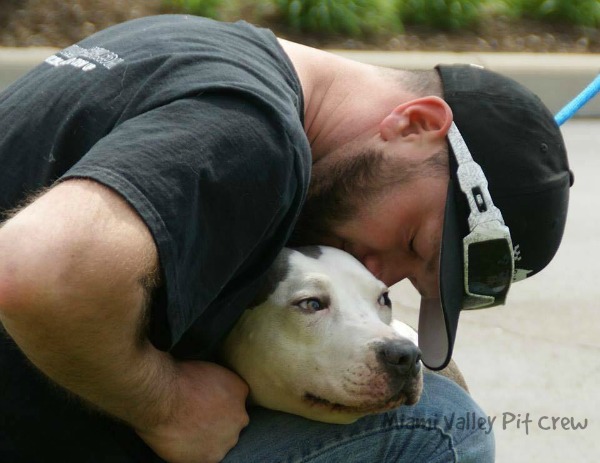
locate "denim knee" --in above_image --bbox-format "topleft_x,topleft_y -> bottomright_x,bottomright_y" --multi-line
224,371 -> 495,463
390,371 -> 496,463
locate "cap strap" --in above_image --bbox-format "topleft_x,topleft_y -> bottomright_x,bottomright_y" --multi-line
447,122 -> 508,231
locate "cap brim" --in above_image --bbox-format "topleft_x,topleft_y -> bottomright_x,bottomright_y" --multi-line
418,179 -> 464,370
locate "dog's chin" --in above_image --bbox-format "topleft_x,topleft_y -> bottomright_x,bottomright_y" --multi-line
302,377 -> 423,420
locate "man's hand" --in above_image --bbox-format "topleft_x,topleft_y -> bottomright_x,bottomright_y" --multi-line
136,361 -> 250,463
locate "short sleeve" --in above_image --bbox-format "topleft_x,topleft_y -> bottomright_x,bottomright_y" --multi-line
61,93 -> 309,355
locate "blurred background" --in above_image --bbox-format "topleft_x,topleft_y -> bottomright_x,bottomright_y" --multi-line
0,0 -> 599,52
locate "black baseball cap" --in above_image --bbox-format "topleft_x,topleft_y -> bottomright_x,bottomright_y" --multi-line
419,64 -> 573,370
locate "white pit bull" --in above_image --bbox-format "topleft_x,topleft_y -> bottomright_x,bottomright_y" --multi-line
221,246 -> 425,424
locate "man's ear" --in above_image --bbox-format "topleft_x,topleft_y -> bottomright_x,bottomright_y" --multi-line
380,96 -> 453,142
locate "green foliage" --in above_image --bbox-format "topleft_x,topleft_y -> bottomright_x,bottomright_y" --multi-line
400,0 -> 486,30
163,0 -> 223,19
161,0 -> 600,37
274,0 -> 402,37
505,0 -> 600,27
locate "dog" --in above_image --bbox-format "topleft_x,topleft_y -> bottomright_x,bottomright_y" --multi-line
221,246 -> 430,424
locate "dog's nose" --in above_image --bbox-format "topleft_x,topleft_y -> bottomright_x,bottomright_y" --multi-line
377,339 -> 422,375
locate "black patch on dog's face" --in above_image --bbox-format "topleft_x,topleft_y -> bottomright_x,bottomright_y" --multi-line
249,248 -> 293,308
295,246 -> 322,260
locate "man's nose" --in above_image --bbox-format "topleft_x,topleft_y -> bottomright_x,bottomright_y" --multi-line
382,253 -> 440,297
361,252 -> 413,286
409,265 -> 440,299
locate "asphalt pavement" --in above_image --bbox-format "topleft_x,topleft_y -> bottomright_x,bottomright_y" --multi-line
1,47 -> 600,462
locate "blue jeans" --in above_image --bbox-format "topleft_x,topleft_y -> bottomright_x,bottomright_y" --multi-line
0,332 -> 493,462
224,372 -> 495,463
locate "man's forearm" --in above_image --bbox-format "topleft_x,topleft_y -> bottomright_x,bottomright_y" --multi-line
0,307 -> 178,430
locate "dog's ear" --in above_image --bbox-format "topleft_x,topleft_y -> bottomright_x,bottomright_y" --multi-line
248,248 -> 293,308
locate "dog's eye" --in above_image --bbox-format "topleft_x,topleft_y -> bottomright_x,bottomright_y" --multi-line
297,298 -> 326,311
378,292 -> 392,308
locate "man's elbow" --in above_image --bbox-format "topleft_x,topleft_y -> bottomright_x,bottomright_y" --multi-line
0,208 -> 98,327
0,220 -> 58,323
0,180 -> 158,333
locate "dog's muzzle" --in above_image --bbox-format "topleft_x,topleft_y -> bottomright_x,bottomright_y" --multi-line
375,338 -> 422,405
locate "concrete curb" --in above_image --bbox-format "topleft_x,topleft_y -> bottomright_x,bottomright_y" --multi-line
1,47 -> 599,118
0,47 -> 57,83
329,50 -> 600,118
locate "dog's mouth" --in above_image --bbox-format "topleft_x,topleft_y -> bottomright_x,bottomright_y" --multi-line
302,385 -> 420,415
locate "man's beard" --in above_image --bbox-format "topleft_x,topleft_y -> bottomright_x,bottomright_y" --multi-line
289,150 -> 407,246
288,148 -> 447,247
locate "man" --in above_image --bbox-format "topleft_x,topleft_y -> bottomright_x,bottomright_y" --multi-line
0,15 -> 570,463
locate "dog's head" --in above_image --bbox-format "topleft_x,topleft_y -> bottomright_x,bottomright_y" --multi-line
221,246 -> 423,424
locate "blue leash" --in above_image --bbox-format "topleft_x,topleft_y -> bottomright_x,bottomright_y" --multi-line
554,73 -> 600,126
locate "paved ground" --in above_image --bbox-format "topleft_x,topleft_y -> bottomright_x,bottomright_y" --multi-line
2,48 -> 599,462
391,119 -> 600,462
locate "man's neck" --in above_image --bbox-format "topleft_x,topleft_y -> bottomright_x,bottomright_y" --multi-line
278,39 -> 414,162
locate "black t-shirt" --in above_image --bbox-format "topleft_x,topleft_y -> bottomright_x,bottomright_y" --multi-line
0,15 -> 311,359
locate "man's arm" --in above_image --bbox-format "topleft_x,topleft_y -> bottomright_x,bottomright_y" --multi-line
0,180 -> 248,463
